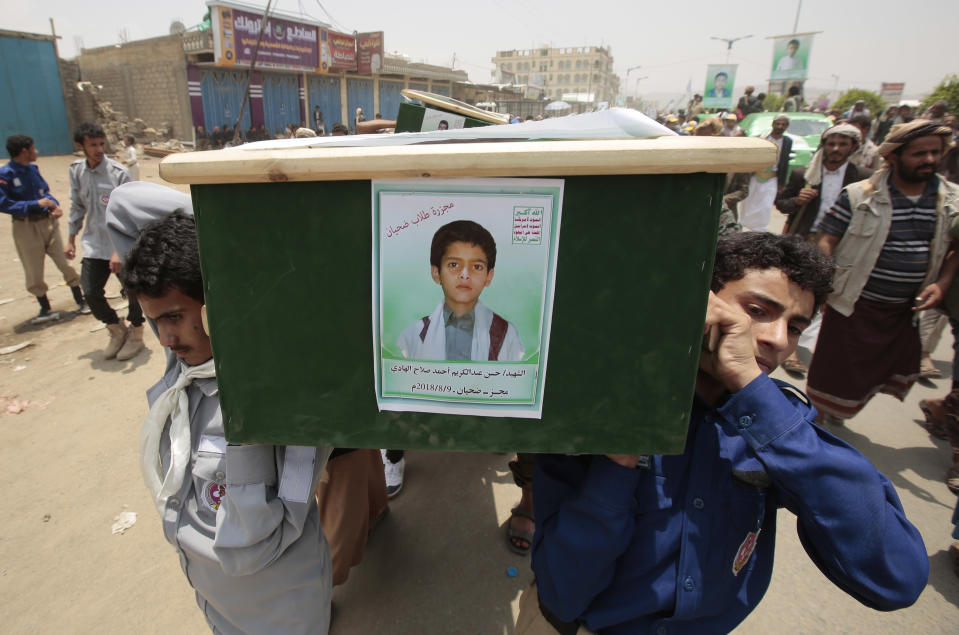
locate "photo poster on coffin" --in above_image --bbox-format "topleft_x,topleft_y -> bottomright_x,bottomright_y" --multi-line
372,178 -> 564,418
421,107 -> 467,131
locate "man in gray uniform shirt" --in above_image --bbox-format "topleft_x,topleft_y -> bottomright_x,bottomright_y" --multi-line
66,122 -> 142,360
107,182 -> 333,634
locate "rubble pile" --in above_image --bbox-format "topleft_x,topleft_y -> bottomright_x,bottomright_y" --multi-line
92,99 -> 173,149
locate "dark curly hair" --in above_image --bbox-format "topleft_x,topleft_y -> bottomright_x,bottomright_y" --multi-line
73,122 -> 106,144
6,134 -> 33,158
430,220 -> 496,270
711,232 -> 834,312
119,211 -> 203,303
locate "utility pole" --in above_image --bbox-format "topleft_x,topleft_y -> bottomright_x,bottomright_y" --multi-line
625,65 -> 642,102
49,18 -> 60,58
234,0 -> 274,145
710,35 -> 753,63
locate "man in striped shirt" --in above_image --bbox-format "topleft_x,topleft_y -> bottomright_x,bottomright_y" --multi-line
806,120 -> 959,425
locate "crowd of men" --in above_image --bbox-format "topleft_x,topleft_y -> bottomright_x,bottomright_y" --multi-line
1,91 -> 958,634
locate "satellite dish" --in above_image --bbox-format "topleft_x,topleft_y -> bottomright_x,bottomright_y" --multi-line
170,21 -> 186,35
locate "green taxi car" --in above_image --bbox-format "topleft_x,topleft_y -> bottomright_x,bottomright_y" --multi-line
738,112 -> 832,179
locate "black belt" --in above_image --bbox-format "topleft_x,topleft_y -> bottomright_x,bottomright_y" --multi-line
13,211 -> 51,222
539,593 -> 583,635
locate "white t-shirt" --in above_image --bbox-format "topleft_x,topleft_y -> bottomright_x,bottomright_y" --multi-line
815,162 -> 849,230
776,55 -> 798,72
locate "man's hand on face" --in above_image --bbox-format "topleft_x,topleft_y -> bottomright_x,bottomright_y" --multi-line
699,291 -> 762,394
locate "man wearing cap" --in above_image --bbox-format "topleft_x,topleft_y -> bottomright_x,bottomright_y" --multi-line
778,123 -> 872,239
737,115 -> 792,231
848,115 -> 882,172
775,123 -> 873,375
807,120 -> 959,425
842,100 -> 871,120
720,113 -> 742,137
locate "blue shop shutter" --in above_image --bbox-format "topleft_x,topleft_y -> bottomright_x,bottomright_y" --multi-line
307,76 -> 341,133
377,80 -> 403,121
199,69 -> 251,133
261,72 -> 300,138
347,78 -> 373,133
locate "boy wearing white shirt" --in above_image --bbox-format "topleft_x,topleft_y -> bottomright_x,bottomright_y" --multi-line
120,135 -> 139,180
396,219 -> 525,362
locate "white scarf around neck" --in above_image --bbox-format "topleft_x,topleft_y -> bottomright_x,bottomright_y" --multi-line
140,358 -> 216,514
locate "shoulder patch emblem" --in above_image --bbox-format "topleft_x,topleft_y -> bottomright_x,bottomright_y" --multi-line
732,529 -> 761,576
203,481 -> 226,511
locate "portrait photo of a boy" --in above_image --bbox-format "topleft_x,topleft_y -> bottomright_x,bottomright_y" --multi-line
397,220 -> 525,362
374,178 -> 562,416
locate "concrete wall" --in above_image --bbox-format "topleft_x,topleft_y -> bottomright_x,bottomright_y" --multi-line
58,58 -> 96,139
77,34 -> 193,139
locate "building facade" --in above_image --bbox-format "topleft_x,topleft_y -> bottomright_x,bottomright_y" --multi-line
491,46 -> 620,105
73,1 -> 465,142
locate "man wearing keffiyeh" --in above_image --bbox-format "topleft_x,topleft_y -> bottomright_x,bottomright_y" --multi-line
775,123 -> 873,376
806,120 -> 959,426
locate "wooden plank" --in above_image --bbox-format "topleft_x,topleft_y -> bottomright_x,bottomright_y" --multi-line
160,137 -> 775,185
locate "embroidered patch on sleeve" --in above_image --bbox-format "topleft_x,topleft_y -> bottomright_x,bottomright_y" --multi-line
278,446 -> 316,503
732,529 -> 761,576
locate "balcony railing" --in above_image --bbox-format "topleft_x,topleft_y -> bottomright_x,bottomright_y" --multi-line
183,30 -> 213,53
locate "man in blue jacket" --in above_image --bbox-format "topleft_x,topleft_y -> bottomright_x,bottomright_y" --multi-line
518,232 -> 928,635
0,134 -> 87,322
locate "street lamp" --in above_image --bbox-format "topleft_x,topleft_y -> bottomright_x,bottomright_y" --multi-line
624,65 -> 642,101
710,34 -> 753,63
633,76 -> 648,97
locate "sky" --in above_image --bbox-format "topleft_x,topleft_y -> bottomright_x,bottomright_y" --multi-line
6,0 -> 957,103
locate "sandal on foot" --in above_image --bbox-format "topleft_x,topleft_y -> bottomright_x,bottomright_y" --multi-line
507,507 -> 534,555
782,355 -> 807,376
920,356 -> 942,379
947,469 -> 959,495
919,399 -> 949,439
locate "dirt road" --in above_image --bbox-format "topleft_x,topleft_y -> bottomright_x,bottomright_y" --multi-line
1,154 -> 957,633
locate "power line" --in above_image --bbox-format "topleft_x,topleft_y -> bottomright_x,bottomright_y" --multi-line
313,0 -> 349,31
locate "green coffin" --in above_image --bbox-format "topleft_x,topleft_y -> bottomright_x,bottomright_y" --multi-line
160,136 -> 775,455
